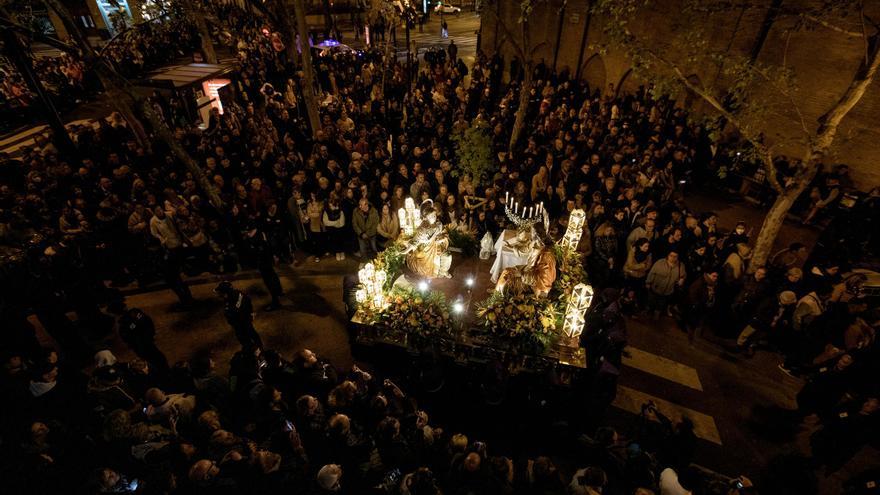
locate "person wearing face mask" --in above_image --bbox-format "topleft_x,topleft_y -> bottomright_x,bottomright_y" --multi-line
727,221 -> 750,248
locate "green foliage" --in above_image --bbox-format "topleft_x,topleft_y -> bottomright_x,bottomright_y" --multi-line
550,244 -> 589,298
475,292 -> 558,355
374,240 -> 407,288
448,228 -> 479,257
451,118 -> 494,187
373,287 -> 452,345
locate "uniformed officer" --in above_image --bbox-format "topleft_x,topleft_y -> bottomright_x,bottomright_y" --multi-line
242,222 -> 284,311
118,307 -> 170,375
214,281 -> 263,350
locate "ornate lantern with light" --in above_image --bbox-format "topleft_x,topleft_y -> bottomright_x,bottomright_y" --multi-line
355,262 -> 388,312
562,283 -> 594,341
398,197 -> 421,237
560,209 -> 586,250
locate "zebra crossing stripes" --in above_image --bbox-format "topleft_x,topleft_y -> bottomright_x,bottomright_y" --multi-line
616,346 -> 721,445
613,384 -> 724,445
623,346 -> 704,391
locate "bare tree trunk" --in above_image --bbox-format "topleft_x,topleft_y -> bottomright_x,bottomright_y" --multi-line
751,35 -> 879,270
277,0 -> 300,65
293,0 -> 323,138
508,64 -> 531,153
104,84 -> 150,146
140,101 -> 224,208
749,173 -> 813,269
195,15 -> 218,64
182,3 -> 217,64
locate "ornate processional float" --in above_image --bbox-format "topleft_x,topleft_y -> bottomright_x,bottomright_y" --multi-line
351,193 -> 595,378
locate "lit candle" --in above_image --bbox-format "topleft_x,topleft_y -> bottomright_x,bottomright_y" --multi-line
514,202 -> 519,215
528,207 -> 533,218
505,191 -> 509,205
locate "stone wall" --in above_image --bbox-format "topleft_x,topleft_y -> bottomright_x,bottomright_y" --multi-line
480,0 -> 880,190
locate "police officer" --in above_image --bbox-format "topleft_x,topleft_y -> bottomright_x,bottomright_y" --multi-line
118,307 -> 170,375
215,281 -> 263,350
242,221 -> 284,311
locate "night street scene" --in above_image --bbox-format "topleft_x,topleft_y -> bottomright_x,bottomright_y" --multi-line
1,0 -> 879,493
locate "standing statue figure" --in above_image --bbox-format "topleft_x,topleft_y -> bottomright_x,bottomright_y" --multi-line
403,200 -> 452,278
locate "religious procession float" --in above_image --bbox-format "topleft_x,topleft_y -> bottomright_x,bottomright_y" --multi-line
350,194 -> 596,384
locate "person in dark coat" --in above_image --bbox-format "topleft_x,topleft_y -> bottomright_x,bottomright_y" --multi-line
242,222 -> 284,311
736,290 -> 798,355
681,269 -> 719,344
118,307 -> 170,375
214,281 -> 263,350
795,353 -> 855,421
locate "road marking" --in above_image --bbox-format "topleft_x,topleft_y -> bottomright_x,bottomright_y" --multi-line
613,385 -> 723,445
623,346 -> 703,391
1,119 -> 98,156
0,125 -> 48,147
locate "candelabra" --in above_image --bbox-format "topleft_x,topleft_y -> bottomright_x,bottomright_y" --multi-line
398,197 -> 421,237
562,283 -> 594,340
560,209 -> 586,250
355,262 -> 388,311
502,191 -> 543,227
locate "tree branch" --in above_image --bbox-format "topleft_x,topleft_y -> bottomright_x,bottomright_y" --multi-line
800,14 -> 863,38
0,16 -> 79,54
749,61 -> 811,142
681,1 -> 869,38
814,33 -> 880,150
662,60 -> 784,192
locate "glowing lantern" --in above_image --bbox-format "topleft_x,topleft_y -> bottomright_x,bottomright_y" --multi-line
398,197 -> 420,237
357,262 -> 388,311
562,283 -> 594,339
561,209 -> 586,250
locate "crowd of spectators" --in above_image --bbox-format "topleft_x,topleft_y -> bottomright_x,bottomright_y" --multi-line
0,2 -> 878,493
3,338 -> 745,494
1,16 -> 197,132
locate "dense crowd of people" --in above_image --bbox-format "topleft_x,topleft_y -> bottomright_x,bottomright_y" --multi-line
0,3 -> 879,493
1,16 -> 197,132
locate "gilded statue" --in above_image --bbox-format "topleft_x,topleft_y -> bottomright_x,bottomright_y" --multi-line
403,200 -> 452,278
495,222 -> 557,297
